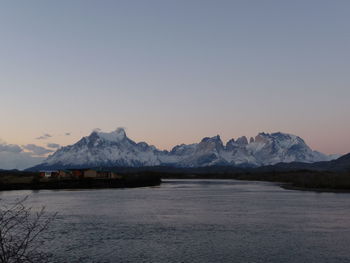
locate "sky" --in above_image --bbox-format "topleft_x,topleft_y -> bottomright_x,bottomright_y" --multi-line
0,0 -> 349,169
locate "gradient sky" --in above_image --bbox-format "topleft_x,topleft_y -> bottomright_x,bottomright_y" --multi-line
0,0 -> 349,165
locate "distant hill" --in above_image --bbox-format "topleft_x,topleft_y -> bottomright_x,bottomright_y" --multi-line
256,153 -> 350,173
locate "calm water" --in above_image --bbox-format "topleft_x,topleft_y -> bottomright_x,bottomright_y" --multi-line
1,179 -> 350,263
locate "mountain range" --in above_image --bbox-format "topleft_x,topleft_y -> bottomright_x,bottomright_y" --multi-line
29,128 -> 337,171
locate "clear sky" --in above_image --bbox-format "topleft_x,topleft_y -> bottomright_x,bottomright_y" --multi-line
0,0 -> 349,169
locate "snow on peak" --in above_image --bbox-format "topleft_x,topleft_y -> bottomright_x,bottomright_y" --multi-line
201,135 -> 222,143
236,136 -> 248,145
95,127 -> 127,142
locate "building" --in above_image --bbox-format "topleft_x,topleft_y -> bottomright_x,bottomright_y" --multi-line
58,170 -> 73,178
43,169 -> 123,180
39,171 -> 59,178
70,169 -> 85,179
83,169 -> 98,178
81,169 -> 122,179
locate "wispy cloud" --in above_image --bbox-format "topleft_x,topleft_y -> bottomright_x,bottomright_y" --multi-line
47,143 -> 60,149
23,144 -> 53,156
36,133 -> 52,140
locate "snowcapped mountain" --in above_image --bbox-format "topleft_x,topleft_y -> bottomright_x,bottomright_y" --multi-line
38,128 -> 163,168
30,128 -> 335,170
168,136 -> 227,167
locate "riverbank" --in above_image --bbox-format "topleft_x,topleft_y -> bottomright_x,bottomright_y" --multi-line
1,168 -> 349,192
158,169 -> 350,192
0,172 -> 161,191
281,184 -> 350,193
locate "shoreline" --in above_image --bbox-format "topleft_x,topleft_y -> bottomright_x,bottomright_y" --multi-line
2,178 -> 350,193
1,170 -> 350,193
0,177 -> 161,191
162,178 -> 350,193
281,184 -> 350,193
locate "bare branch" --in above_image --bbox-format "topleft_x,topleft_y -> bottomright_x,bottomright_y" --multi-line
0,196 -> 56,263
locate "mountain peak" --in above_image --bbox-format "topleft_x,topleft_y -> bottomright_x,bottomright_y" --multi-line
93,127 -> 127,142
200,135 -> 222,144
30,129 -> 335,170
115,127 -> 127,137
236,136 -> 248,145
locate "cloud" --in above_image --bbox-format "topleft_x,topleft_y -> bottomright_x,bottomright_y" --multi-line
65,132 -> 71,136
47,143 -> 60,149
36,133 -> 52,140
23,144 -> 53,156
0,151 -> 44,170
0,143 -> 23,153
0,141 -> 44,170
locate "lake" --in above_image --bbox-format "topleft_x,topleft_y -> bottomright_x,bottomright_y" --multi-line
1,179 -> 350,263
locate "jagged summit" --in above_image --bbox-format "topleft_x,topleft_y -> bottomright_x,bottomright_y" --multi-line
29,129 -> 336,170
236,136 -> 248,145
90,127 -> 127,142
200,135 -> 223,147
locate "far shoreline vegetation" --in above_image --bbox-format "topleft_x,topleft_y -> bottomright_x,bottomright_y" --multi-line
1,161 -> 350,192
158,169 -> 350,192
0,169 -> 161,191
